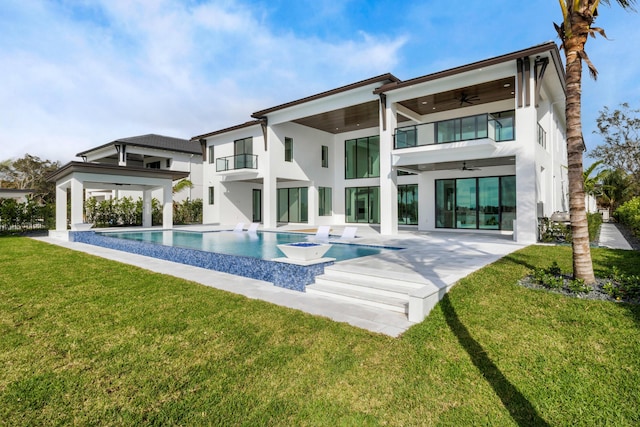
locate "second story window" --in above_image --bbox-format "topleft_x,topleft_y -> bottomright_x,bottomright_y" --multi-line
285,137 -> 293,162
345,136 -> 380,179
146,161 -> 161,169
234,137 -> 253,169
208,145 -> 215,164
321,145 -> 328,168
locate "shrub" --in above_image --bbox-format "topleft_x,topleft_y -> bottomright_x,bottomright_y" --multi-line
615,197 -> 640,238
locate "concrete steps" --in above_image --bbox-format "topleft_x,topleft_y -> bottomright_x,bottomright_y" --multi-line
306,265 -> 426,314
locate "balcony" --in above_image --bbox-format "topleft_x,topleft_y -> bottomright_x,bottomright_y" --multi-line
394,112 -> 514,149
216,154 -> 258,172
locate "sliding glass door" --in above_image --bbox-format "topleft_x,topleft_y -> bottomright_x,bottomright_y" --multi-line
436,176 -> 515,230
345,187 -> 380,223
277,187 -> 308,223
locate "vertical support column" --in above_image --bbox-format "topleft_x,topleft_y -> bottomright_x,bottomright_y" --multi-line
379,98 -> 398,235
515,61 -> 538,243
162,183 -> 173,229
262,126 -> 278,229
142,189 -> 153,227
263,175 -> 277,229
307,183 -> 317,225
70,176 -> 84,229
418,172 -> 432,231
56,183 -> 68,231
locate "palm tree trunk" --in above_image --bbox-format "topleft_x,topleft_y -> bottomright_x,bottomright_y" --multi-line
565,13 -> 596,284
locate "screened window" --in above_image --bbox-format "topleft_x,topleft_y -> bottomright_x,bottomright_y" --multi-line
208,186 -> 214,205
277,187 -> 308,223
285,137 -> 293,162
321,145 -> 329,168
345,136 -> 380,179
345,186 -> 380,223
319,187 -> 332,216
435,176 -> 515,230
208,145 -> 215,164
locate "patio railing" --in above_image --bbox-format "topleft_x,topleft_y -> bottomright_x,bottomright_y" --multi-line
216,154 -> 258,172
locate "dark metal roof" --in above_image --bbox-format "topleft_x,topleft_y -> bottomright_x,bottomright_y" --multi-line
47,161 -> 190,183
374,42 -> 564,94
251,73 -> 400,118
190,120 -> 263,141
76,134 -> 201,157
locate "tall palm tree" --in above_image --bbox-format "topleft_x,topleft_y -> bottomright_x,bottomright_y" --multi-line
555,0 -> 636,283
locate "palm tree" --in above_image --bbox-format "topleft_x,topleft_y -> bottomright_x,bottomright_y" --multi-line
583,160 -> 608,211
555,0 -> 636,283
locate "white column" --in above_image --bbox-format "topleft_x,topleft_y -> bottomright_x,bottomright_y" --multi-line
162,183 -> 173,229
70,177 -> 84,229
379,99 -> 398,235
307,183 -> 317,225
55,183 -> 68,231
142,189 -> 153,227
263,175 -> 277,229
418,172 -> 432,231
515,78 -> 538,243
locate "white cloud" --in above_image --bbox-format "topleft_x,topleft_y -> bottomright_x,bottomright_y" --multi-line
0,0 -> 407,163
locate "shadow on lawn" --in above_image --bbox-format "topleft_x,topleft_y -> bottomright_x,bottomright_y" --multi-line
441,295 -> 550,427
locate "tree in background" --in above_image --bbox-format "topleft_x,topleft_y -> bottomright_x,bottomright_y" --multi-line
555,0 -> 636,283
0,154 -> 61,203
597,168 -> 636,217
591,103 -> 640,183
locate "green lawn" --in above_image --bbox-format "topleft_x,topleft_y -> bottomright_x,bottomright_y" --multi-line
1,237 -> 639,426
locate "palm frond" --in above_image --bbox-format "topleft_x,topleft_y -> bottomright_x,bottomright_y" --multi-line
577,50 -> 599,79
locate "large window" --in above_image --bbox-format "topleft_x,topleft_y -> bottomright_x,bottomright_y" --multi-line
285,137 -> 293,162
398,184 -> 418,225
436,115 -> 488,144
345,186 -> 380,223
318,187 -> 332,216
277,187 -> 308,223
435,176 -> 516,231
345,136 -> 380,179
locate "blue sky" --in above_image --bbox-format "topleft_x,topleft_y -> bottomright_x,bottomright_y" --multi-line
1,0 -> 638,163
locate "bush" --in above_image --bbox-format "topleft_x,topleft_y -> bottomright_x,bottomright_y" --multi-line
0,197 -> 53,233
538,213 -> 603,243
615,197 -> 640,238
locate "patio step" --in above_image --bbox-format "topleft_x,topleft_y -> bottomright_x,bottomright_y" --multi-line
306,282 -> 409,313
306,265 -> 426,314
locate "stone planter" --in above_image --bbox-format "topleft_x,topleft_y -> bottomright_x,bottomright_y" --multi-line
277,242 -> 332,261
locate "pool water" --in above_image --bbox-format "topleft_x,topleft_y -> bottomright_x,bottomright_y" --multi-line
98,230 -> 395,261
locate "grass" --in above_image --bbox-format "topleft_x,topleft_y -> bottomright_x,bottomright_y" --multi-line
1,237 -> 639,426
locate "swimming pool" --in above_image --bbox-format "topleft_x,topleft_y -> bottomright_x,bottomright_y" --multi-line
70,230 -> 400,292
97,230 -> 391,262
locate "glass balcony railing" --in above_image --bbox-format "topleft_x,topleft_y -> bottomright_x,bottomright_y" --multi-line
394,111 -> 515,149
216,154 -> 258,172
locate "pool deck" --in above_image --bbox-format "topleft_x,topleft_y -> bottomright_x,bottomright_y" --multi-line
36,225 -> 526,337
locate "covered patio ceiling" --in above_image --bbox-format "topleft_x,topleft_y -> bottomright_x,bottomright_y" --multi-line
290,77 -> 516,135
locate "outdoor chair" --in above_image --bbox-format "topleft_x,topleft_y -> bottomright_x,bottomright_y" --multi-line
247,223 -> 259,233
339,226 -> 357,240
233,222 -> 245,232
314,225 -> 331,240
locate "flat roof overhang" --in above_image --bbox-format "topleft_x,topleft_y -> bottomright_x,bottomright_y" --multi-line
47,162 -> 190,183
392,137 -> 519,172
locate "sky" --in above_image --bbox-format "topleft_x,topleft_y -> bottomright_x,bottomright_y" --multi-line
1,0 -> 638,164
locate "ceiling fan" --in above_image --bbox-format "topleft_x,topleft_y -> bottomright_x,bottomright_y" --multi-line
457,92 -> 480,106
461,161 -> 480,171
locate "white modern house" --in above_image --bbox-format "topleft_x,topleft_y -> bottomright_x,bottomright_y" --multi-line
0,188 -> 34,202
76,134 -> 204,202
193,42 -> 568,244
